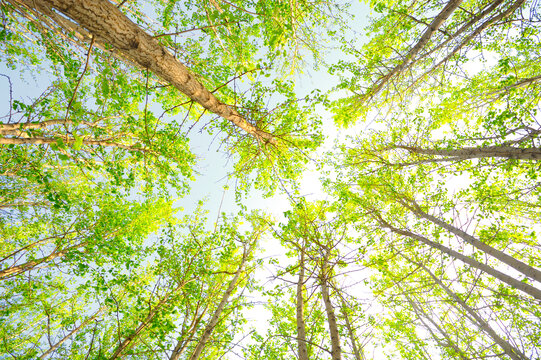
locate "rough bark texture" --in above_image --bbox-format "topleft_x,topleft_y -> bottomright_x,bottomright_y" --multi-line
12,0 -> 274,143
320,251 -> 342,360
404,199 -> 541,282
296,246 -> 309,360
410,258 -> 529,360
188,243 -> 253,360
373,213 -> 541,301
398,144 -> 541,161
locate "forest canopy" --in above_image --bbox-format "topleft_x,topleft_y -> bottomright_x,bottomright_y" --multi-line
1,0 -> 540,359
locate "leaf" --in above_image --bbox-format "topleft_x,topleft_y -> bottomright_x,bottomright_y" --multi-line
73,134 -> 84,150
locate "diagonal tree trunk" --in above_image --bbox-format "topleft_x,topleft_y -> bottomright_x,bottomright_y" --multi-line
11,0 -> 275,144
394,144 -> 541,161
403,255 -> 529,360
401,198 -> 541,282
394,282 -> 469,360
0,241 -> 87,280
372,211 -> 541,300
368,0 -> 464,98
109,283 -> 184,360
417,0 -> 526,82
187,242 -> 255,360
338,297 -> 365,360
39,306 -> 106,359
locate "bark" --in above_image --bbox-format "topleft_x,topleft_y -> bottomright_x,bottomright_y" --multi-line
109,284 -> 183,360
320,250 -> 341,360
187,242 -> 254,360
418,0 -> 526,81
416,0 -> 506,64
296,243 -> 308,360
0,119 -> 78,132
0,242 -> 85,280
372,212 -> 541,301
12,0 -> 274,144
0,136 -> 138,151
339,298 -> 365,360
395,282 -> 468,360
396,144 -> 541,161
369,0 -> 463,98
405,256 -> 529,360
39,306 -> 106,359
403,199 -> 541,282
169,313 -> 204,360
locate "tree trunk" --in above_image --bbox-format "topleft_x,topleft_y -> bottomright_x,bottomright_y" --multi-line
169,313 -> 204,360
0,136 -> 136,150
320,250 -> 341,360
403,199 -> 541,282
405,256 -> 529,360
396,144 -> 541,161
369,0 -> 463,97
417,0 -> 506,64
395,282 -> 468,360
339,297 -> 365,360
373,212 -> 541,300
0,119 -> 96,132
0,242 -> 85,280
296,243 -> 309,360
419,0 -> 526,81
109,284 -> 182,360
12,0 -> 274,144
188,242 -> 254,360
40,306 -> 106,359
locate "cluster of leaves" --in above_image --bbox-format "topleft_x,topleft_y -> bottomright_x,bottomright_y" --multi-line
1,0 -> 541,359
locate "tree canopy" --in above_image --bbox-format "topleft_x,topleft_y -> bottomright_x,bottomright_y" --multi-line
1,0 -> 540,359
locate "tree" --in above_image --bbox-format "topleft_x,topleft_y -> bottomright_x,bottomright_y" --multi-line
11,0 -> 274,142
332,0 -> 536,125
2,0 -> 541,358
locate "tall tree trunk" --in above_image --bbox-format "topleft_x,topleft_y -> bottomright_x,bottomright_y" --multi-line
402,198 -> 541,282
169,313 -> 204,360
0,242 -> 85,280
403,255 -> 529,360
417,0 -> 506,63
372,212 -> 541,300
296,242 -> 309,360
369,0 -> 464,98
339,297 -> 365,360
395,144 -> 541,161
0,136 -> 137,150
12,0 -> 274,144
40,306 -> 106,359
109,284 -> 183,360
188,242 -> 254,360
320,250 -> 341,360
419,0 -> 526,80
395,282 -> 468,360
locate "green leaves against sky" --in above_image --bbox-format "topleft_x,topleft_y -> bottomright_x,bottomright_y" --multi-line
1,0 -> 540,359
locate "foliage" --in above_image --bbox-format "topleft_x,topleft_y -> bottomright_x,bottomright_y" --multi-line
1,0 -> 541,359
